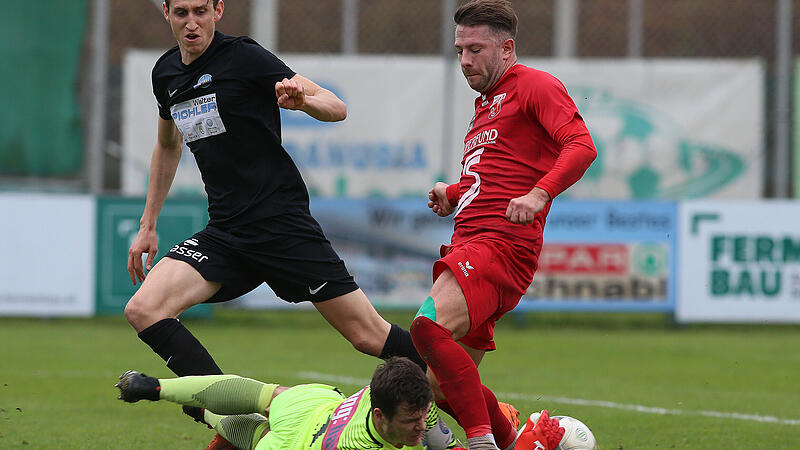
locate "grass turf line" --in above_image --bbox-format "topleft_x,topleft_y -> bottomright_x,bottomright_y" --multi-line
1,309 -> 798,449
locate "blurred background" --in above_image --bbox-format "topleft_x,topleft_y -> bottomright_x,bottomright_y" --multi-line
3,2 -> 800,448
2,0 -> 800,321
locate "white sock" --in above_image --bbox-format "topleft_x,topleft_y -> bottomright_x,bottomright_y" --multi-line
467,434 -> 499,450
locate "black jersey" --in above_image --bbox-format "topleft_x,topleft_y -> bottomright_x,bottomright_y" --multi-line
152,32 -> 307,227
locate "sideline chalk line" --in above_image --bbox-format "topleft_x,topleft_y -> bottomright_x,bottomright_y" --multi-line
298,371 -> 800,426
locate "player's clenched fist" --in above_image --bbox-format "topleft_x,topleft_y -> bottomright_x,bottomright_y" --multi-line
428,182 -> 455,217
505,187 -> 550,225
275,77 -> 305,110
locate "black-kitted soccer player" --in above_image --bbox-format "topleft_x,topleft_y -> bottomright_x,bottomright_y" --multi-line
124,1 -> 424,446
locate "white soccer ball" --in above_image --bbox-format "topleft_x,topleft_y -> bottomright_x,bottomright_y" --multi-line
553,415 -> 597,450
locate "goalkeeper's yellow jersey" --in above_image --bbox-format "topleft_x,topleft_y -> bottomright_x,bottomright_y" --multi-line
260,385 -> 447,450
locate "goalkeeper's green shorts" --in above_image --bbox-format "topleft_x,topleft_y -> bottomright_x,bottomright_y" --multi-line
256,383 -> 345,450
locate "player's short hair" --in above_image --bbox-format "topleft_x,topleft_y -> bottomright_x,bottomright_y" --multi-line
454,0 -> 518,41
370,357 -> 432,419
164,0 -> 220,10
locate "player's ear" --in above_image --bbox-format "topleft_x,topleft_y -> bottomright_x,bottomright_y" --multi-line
372,407 -> 386,425
214,0 -> 225,22
502,38 -> 515,58
162,2 -> 169,21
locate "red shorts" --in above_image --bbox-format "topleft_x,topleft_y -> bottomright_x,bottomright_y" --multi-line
433,237 -> 538,351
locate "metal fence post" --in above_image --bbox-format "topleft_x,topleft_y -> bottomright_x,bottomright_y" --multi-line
554,0 -> 578,58
774,0 -> 793,197
342,0 -> 358,54
88,0 -> 109,194
628,0 -> 643,58
441,0 -> 457,182
251,0 -> 279,51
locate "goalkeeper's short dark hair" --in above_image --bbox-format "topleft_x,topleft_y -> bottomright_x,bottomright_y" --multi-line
370,357 -> 432,419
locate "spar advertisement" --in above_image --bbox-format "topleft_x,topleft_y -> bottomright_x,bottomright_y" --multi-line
677,201 -> 800,323
231,199 -> 678,311
520,200 -> 677,311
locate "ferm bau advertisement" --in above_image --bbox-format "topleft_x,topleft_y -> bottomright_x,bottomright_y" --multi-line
678,201 -> 800,323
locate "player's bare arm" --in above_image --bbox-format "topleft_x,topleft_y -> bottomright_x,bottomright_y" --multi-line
505,186 -> 550,226
428,182 -> 455,217
275,73 -> 346,122
127,117 -> 183,285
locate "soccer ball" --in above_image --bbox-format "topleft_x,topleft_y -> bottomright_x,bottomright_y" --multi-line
553,415 -> 597,450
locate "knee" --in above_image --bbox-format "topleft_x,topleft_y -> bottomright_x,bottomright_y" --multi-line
341,317 -> 391,356
410,315 -> 440,355
348,333 -> 382,356
409,315 -> 424,338
410,314 -> 438,340
123,293 -> 162,331
410,295 -> 443,343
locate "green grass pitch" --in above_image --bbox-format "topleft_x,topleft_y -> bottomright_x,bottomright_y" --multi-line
1,309 -> 798,448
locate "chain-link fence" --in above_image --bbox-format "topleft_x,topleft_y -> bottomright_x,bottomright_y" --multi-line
101,1 -> 800,58
5,0 -> 798,195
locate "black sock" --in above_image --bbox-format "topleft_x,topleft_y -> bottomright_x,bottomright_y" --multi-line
137,318 -> 222,425
137,318 -> 222,376
379,323 -> 427,371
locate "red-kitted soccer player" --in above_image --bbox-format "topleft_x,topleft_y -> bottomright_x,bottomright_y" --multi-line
411,1 -> 597,449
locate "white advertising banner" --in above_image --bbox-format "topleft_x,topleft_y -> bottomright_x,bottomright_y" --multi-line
0,194 -> 95,316
122,52 -> 446,198
123,53 -> 762,199
678,201 -> 800,323
279,56 -> 447,197
451,59 -> 764,198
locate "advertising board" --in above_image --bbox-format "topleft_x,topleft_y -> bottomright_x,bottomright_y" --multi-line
678,201 -> 800,323
0,194 -> 95,316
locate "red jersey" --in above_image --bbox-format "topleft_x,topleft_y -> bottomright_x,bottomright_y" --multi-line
449,64 -> 595,250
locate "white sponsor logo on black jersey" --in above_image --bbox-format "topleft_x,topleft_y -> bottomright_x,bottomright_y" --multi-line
170,93 -> 227,142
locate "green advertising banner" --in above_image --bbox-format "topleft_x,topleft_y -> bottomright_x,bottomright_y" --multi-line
0,2 -> 86,176
678,200 -> 800,323
95,197 -> 211,317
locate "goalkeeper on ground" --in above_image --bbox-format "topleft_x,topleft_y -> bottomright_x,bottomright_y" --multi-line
116,357 -> 458,449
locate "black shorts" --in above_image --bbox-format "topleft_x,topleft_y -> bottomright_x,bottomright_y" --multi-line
164,213 -> 359,303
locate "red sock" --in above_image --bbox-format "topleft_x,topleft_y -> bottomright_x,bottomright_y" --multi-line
482,386 -> 516,448
410,316 -> 491,438
438,390 -> 515,448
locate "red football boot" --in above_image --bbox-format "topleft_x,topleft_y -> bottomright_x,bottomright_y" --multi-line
514,409 -> 565,450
